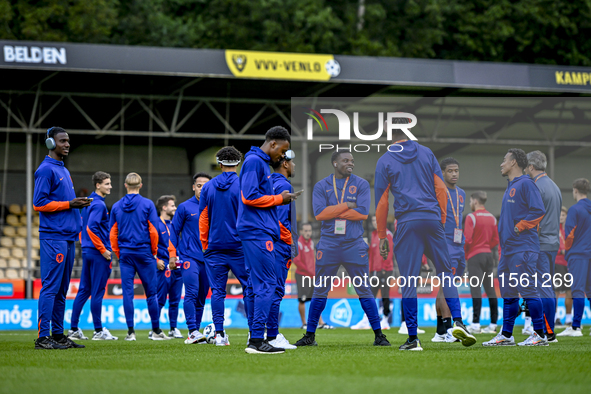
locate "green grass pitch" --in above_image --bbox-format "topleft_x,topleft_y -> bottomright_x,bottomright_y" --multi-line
1,328 -> 590,394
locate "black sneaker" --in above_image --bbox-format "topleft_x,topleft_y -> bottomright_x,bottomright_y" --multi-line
399,339 -> 423,351
244,340 -> 284,354
294,333 -> 318,347
373,333 -> 391,346
55,336 -> 85,348
35,336 -> 68,350
546,332 -> 558,343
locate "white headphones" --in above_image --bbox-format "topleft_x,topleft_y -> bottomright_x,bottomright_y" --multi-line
45,127 -> 56,150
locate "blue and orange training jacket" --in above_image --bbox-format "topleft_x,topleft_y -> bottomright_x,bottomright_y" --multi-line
237,147 -> 282,242
564,198 -> 591,260
81,191 -> 111,254
374,140 -> 448,239
33,155 -> 81,241
199,172 -> 242,252
444,186 -> 466,258
171,196 -> 204,262
109,194 -> 160,258
499,175 -> 545,256
157,218 -> 177,262
313,173 -> 369,243
272,172 -> 297,250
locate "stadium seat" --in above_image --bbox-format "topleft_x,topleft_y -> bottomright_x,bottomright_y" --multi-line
0,247 -> 9,259
0,237 -> 13,248
8,204 -> 22,215
31,238 -> 40,249
5,269 -> 18,279
8,258 -> 21,268
11,248 -> 24,259
6,215 -> 20,227
19,215 -> 27,226
0,258 -> 7,268
2,226 -> 16,237
16,227 -> 26,237
0,270 -> 4,279
14,238 -> 26,248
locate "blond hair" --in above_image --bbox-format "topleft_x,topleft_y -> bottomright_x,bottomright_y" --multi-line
125,172 -> 142,188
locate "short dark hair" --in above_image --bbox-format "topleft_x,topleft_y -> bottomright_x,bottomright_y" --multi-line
300,222 -> 312,230
440,157 -> 459,172
471,191 -> 487,205
573,178 -> 590,195
216,146 -> 242,165
265,126 -> 291,144
384,117 -> 410,140
92,171 -> 111,189
156,195 -> 176,214
508,148 -> 528,170
271,156 -> 286,170
331,150 -> 352,165
193,172 -> 212,183
47,126 -> 66,139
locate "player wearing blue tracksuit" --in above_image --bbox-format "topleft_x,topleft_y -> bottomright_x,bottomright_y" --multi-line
110,173 -> 166,339
374,135 -> 474,350
156,216 -> 182,334
490,149 -> 547,346
295,151 -> 390,348
199,161 -> 251,343
564,179 -> 591,334
34,127 -> 89,349
171,173 -> 211,338
238,127 -> 293,354
266,164 -> 296,343
70,173 -> 113,339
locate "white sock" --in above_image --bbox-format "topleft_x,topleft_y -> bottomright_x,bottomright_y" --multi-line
524,316 -> 532,328
565,313 -> 573,324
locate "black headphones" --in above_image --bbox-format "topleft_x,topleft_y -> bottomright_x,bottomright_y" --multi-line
45,127 -> 56,150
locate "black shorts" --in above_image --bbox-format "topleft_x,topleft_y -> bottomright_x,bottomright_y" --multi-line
296,273 -> 314,302
555,264 -> 571,292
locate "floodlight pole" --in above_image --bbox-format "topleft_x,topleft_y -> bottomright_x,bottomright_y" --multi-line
548,145 -> 555,179
301,141 -> 309,223
26,132 -> 33,299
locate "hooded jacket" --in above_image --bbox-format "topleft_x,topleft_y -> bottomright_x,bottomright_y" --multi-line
237,147 -> 282,242
271,172 -> 296,249
374,140 -> 448,239
109,193 -> 160,258
199,172 -> 242,252
171,196 -> 204,262
565,198 -> 591,260
313,173 -> 369,243
499,175 -> 545,256
33,155 -> 81,240
81,191 -> 111,254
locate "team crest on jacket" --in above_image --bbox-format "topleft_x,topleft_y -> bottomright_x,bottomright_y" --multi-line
56,253 -> 64,263
509,188 -> 516,197
286,259 -> 292,269
317,251 -> 323,260
266,241 -> 274,252
459,195 -> 464,203
349,185 -> 357,194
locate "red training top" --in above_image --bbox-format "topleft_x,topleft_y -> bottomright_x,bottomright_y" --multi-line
293,236 -> 315,277
555,223 -> 567,266
369,229 -> 394,271
464,208 -> 499,260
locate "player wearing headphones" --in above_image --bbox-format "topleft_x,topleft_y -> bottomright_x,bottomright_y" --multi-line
34,127 -> 90,349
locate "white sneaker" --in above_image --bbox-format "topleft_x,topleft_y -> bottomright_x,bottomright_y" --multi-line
185,330 -> 207,344
432,333 -> 446,342
481,324 -> 497,334
169,328 -> 183,339
148,331 -> 153,339
556,326 -> 583,337
482,332 -> 516,346
125,333 -> 136,341
468,323 -> 481,334
398,321 -> 408,335
522,326 -> 534,336
215,333 -> 230,346
68,328 -> 88,340
92,328 -> 118,340
150,331 -> 172,340
445,328 -> 460,343
518,332 -> 549,346
381,315 -> 391,330
268,333 -> 297,350
351,315 -> 371,330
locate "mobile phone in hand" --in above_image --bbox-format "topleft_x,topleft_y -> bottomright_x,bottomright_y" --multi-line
295,189 -> 304,197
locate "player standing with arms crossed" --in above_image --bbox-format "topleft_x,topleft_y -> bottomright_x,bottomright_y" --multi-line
464,191 -> 499,334
238,126 -> 294,354
199,147 -> 251,346
154,195 -> 183,339
69,171 -> 118,341
374,119 -> 475,351
34,127 -> 89,349
110,172 -> 170,341
295,151 -> 391,348
172,172 -> 211,344
483,149 -> 547,347
559,178 -> 591,337
432,157 -> 466,343
525,150 -> 562,342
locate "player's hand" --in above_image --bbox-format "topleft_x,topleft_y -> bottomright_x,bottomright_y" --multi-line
379,238 -> 389,260
169,257 -> 178,269
281,190 -> 296,204
70,197 -> 91,208
157,259 -> 165,270
102,250 -> 112,261
346,202 -> 357,209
